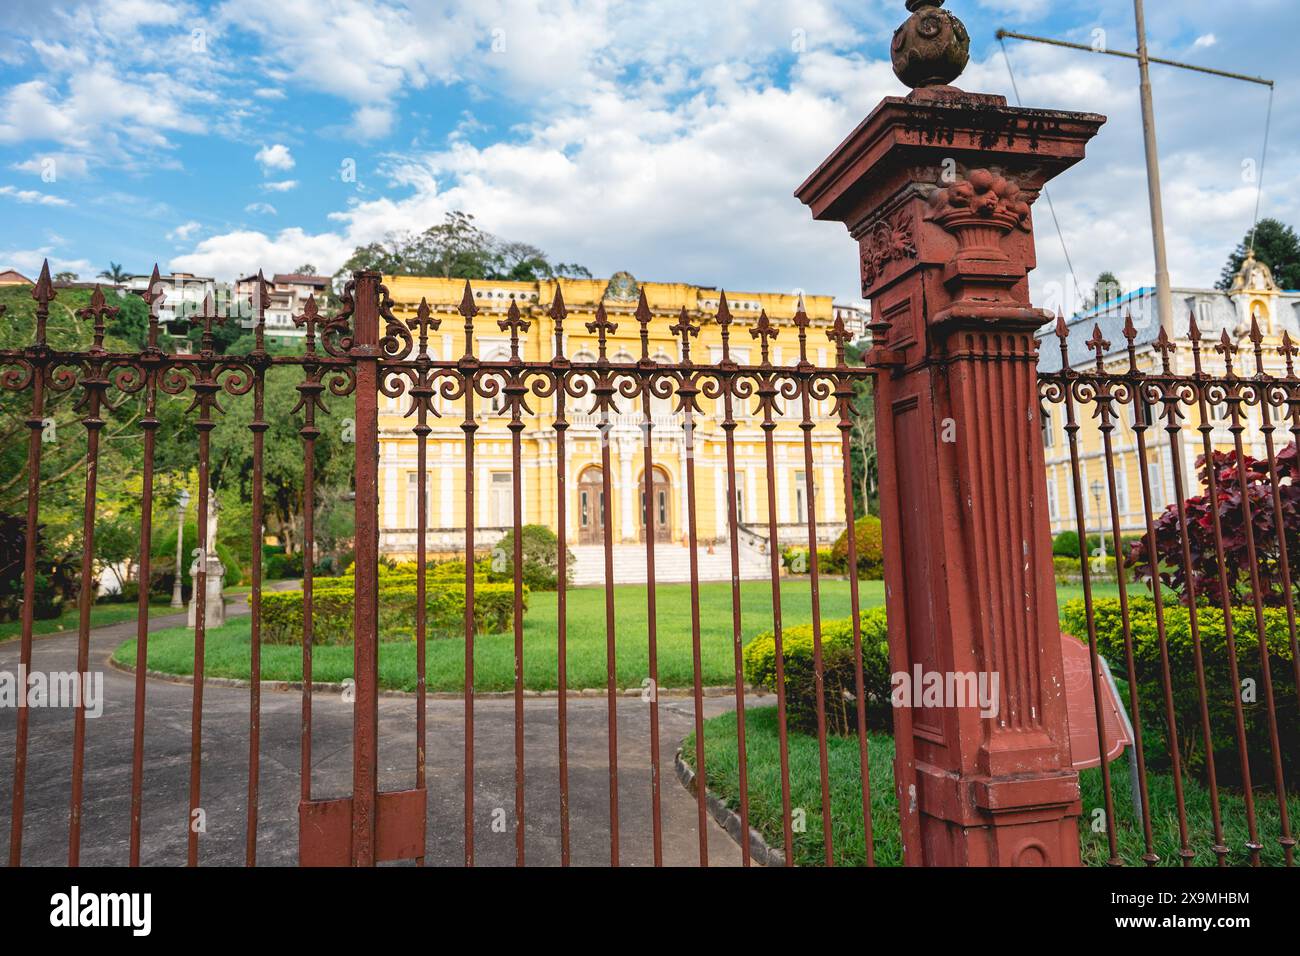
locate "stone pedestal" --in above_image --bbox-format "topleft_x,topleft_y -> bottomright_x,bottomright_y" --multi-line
187,553 -> 226,629
796,85 -> 1105,865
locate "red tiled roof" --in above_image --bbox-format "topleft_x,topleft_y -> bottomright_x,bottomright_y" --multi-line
272,273 -> 330,287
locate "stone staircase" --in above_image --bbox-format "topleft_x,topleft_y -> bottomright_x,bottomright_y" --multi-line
570,542 -> 770,585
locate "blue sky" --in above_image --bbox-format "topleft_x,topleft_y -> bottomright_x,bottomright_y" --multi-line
0,0 -> 1295,309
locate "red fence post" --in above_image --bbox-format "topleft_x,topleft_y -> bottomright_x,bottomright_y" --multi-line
350,270 -> 382,865
796,1 -> 1105,865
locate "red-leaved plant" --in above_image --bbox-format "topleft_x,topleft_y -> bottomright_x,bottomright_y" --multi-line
1127,442 -> 1300,607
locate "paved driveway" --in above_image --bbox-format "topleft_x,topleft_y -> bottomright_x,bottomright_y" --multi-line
0,596 -> 749,867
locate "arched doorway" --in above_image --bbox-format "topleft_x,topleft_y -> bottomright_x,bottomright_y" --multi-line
639,466 -> 672,542
577,466 -> 606,544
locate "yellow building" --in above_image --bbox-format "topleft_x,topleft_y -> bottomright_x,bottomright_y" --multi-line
1038,254 -> 1300,538
376,272 -> 866,583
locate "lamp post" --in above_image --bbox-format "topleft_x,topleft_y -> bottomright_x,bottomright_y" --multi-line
1089,479 -> 1106,562
171,488 -> 191,608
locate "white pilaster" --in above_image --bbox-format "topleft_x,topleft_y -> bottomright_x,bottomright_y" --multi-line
619,440 -> 635,542
440,444 -> 453,527
384,445 -> 399,529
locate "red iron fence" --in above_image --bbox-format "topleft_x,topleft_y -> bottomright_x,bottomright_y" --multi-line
1039,312 -> 1299,866
0,266 -> 882,867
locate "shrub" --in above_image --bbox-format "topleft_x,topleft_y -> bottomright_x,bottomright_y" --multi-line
1061,596 -> 1299,788
265,552 -> 303,580
830,515 -> 884,579
1052,555 -> 1118,584
743,609 -> 892,736
1053,531 -> 1080,558
151,523 -> 242,587
261,580 -> 522,645
490,525 -> 575,591
97,581 -> 140,605
1127,442 -> 1300,607
783,547 -> 838,574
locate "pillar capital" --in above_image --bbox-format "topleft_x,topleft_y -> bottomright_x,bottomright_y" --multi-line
796,15 -> 1105,866
797,93 -> 1104,342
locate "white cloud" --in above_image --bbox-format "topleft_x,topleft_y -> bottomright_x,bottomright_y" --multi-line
1193,34 -> 1218,50
261,179 -> 297,192
0,184 -> 70,206
244,202 -> 276,215
0,1 -> 232,173
352,105 -> 394,140
171,227 -> 352,278
255,142 -> 295,172
167,220 -> 201,240
11,152 -> 89,179
253,87 -> 285,99
0,244 -> 91,277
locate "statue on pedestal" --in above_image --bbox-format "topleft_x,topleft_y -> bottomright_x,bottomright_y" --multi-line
187,497 -> 226,629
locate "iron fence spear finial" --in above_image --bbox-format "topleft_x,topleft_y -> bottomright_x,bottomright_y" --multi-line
1214,328 -> 1239,379
1154,325 -> 1175,375
1122,312 -> 1139,373
586,302 -> 616,362
1248,314 -> 1266,375
549,284 -> 567,359
792,298 -> 811,368
295,293 -> 320,355
716,290 -> 732,364
635,287 -> 652,362
498,298 -> 530,360
751,309 -> 778,366
252,269 -> 271,354
31,259 -> 54,346
1053,311 -> 1072,371
826,310 -> 852,367
669,306 -> 698,363
1086,324 -> 1110,372
142,264 -> 165,350
80,284 -> 118,352
458,280 -> 478,360
1282,330 -> 1298,378
407,296 -> 439,355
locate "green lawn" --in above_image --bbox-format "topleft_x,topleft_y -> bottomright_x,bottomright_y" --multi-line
0,601 -> 171,644
683,707 -> 1299,867
111,579 -> 1124,692
112,579 -> 879,692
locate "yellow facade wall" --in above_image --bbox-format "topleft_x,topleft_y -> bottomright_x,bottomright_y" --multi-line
376,274 -> 849,557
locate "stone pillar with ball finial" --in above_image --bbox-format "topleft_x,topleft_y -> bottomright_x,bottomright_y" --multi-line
796,0 -> 1107,865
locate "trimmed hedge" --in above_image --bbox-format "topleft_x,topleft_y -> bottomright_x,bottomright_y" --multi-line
488,525 -> 573,591
1053,555 -> 1118,583
743,609 -> 892,736
780,546 -> 835,574
262,580 -> 522,645
830,515 -> 884,580
1061,597 -> 1299,788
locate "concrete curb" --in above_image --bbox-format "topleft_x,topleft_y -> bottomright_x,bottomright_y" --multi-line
673,745 -> 786,868
107,656 -> 766,701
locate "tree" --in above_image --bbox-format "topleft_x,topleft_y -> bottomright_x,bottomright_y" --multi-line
334,211 -> 588,285
54,271 -> 79,283
292,264 -> 317,275
1217,218 -> 1300,291
204,366 -> 355,558
1090,270 -> 1122,309
98,262 -> 129,285
844,342 -> 877,517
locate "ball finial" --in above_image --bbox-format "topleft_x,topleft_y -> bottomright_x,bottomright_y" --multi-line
892,0 -> 970,89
